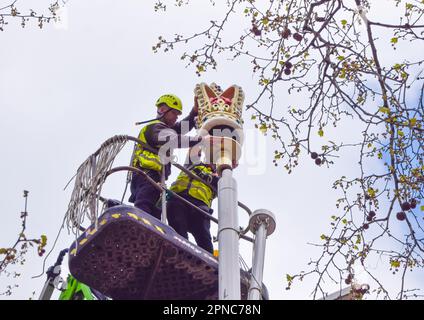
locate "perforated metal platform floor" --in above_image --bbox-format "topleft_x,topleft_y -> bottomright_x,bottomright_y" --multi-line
68,205 -> 252,300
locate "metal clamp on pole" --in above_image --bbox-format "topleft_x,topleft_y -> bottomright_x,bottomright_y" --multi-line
247,209 -> 276,300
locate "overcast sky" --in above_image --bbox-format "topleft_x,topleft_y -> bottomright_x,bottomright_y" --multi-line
1,0 -> 423,300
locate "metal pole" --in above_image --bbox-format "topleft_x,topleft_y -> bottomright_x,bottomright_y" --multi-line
248,223 -> 266,300
218,168 -> 240,300
38,265 -> 61,300
38,279 -> 55,300
247,209 -> 276,300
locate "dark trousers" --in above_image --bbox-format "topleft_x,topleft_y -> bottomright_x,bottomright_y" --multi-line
167,193 -> 213,254
129,170 -> 162,220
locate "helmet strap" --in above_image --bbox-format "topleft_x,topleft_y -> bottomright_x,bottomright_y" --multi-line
157,107 -> 173,117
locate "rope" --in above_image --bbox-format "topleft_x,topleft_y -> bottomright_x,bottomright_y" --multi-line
239,254 -> 250,273
32,216 -> 67,279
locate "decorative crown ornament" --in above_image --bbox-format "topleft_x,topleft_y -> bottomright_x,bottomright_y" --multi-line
195,82 -> 244,135
194,83 -> 245,173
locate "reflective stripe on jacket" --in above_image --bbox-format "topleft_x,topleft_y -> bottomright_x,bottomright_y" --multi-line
132,120 -> 163,172
169,164 -> 215,207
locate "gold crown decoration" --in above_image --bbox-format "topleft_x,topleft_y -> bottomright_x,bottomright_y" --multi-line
194,83 -> 245,173
194,82 -> 244,133
209,82 -> 223,96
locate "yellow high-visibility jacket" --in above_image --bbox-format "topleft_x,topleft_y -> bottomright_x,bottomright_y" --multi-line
170,164 -> 216,207
132,120 -> 163,172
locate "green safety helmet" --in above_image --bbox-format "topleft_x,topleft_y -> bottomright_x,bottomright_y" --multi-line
155,94 -> 183,114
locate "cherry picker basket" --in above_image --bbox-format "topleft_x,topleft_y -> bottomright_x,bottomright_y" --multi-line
68,205 -> 252,300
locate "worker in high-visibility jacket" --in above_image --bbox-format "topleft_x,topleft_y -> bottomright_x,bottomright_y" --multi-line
129,94 -> 202,219
167,161 -> 219,254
